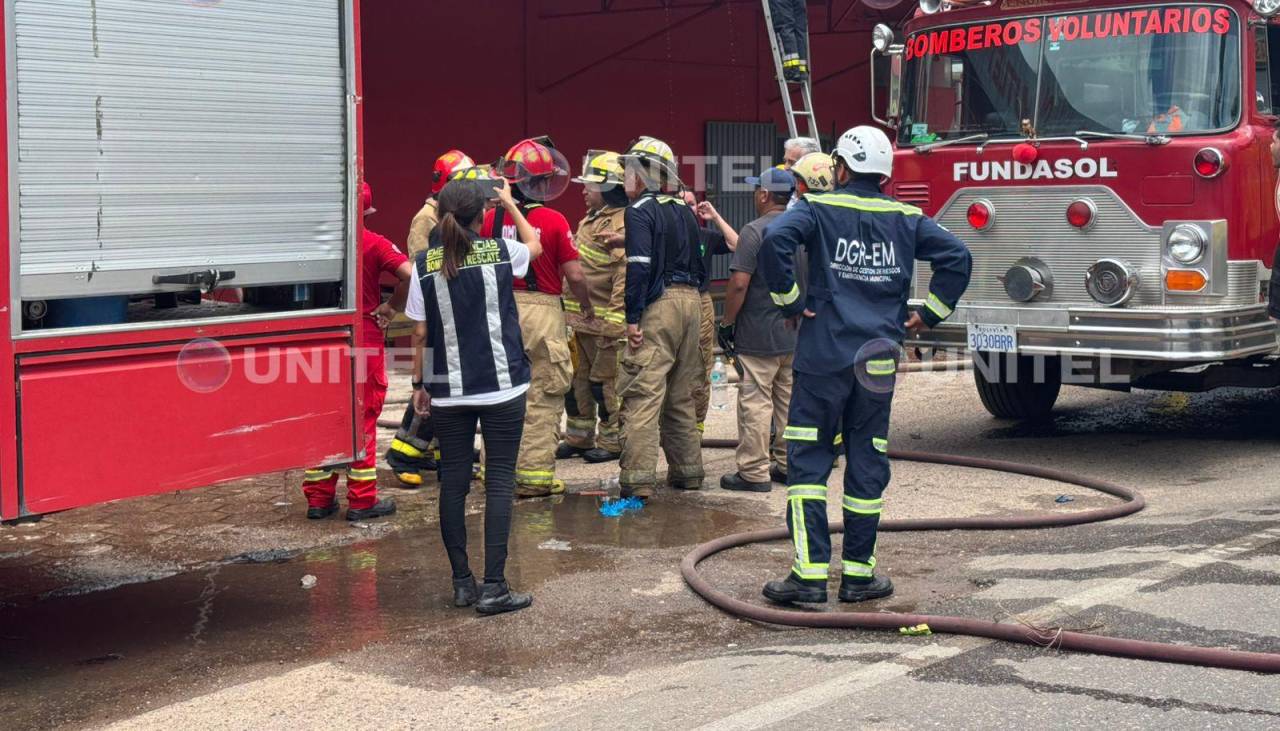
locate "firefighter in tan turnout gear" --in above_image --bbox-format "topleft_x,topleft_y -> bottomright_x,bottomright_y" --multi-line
558,151 -> 630,463
482,137 -> 596,498
617,137 -> 706,500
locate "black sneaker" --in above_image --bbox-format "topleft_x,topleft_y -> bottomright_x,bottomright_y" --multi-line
838,575 -> 894,603
346,498 -> 397,522
720,472 -> 772,493
306,502 -> 339,520
475,582 -> 533,616
555,443 -> 586,460
453,575 -> 479,608
582,448 -> 621,464
763,575 -> 828,604
769,464 -> 788,484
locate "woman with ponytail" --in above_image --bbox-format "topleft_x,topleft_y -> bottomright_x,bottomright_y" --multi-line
405,176 -> 542,615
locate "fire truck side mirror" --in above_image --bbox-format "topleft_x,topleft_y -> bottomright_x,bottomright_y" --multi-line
870,24 -> 904,128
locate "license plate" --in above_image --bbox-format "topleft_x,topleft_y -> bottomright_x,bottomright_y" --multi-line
967,324 -> 1018,353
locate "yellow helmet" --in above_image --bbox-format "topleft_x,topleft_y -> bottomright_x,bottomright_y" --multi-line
791,152 -> 835,192
447,164 -> 497,182
572,150 -> 624,187
620,136 -> 681,186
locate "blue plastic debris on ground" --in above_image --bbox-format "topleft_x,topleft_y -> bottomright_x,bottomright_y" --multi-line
1055,495 -> 1075,504
600,497 -> 645,517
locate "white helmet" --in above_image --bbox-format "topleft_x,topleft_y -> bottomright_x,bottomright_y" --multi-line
832,125 -> 893,179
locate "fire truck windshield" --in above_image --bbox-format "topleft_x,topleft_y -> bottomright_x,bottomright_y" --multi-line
899,5 -> 1241,146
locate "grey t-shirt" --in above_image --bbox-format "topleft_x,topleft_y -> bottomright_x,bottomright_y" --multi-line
729,210 -> 804,357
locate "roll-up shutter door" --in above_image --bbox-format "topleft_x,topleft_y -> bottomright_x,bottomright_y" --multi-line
10,0 -> 350,300
704,121 -> 777,282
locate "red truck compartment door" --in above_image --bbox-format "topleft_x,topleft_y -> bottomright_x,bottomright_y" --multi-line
16,329 -> 357,516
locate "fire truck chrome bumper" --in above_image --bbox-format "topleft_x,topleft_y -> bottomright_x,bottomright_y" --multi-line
906,303 -> 1280,361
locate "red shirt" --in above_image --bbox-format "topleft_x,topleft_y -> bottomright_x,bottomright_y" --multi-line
482,204 -> 577,295
360,227 -> 408,348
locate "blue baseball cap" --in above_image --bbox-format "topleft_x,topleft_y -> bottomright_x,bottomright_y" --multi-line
745,166 -> 797,195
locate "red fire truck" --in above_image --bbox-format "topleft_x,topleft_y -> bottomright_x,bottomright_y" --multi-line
874,0 -> 1280,418
1,2 -> 367,520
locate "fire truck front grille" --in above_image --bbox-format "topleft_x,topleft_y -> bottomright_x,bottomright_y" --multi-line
917,185 -> 1256,309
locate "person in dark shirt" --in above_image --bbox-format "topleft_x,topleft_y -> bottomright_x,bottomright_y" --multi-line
616,137 -> 707,499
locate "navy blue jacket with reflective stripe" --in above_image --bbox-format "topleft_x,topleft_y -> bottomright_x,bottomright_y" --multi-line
623,193 -> 706,324
759,179 -> 972,375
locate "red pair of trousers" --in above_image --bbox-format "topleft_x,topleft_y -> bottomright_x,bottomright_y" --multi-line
302,348 -> 387,510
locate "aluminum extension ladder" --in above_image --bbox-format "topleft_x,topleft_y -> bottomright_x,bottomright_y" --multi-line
760,0 -> 819,139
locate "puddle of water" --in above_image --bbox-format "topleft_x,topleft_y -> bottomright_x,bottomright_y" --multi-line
0,496 -> 759,729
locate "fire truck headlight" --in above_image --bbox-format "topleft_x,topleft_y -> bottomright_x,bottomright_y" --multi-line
872,24 -> 895,53
1167,224 -> 1207,265
1253,0 -> 1280,18
1085,259 -> 1140,307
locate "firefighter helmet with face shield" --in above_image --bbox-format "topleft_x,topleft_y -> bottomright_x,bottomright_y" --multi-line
572,150 -> 625,188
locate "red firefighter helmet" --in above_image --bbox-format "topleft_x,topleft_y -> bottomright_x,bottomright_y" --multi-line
432,150 -> 475,195
496,136 -> 568,183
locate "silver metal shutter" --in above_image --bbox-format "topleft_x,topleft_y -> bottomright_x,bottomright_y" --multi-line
9,0 -> 350,300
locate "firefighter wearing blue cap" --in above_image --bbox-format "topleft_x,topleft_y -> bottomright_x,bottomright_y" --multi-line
758,125 -> 972,604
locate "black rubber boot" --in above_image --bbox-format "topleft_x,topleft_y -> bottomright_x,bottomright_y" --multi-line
668,477 -> 703,491
720,472 -> 772,493
556,442 -> 587,460
582,448 -> 621,464
475,582 -> 533,616
452,575 -> 479,608
306,502 -> 339,520
763,575 -> 828,604
346,498 -> 397,522
769,464 -> 788,484
839,575 -> 894,603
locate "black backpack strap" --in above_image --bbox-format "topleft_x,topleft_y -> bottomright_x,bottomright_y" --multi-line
493,203 -> 542,292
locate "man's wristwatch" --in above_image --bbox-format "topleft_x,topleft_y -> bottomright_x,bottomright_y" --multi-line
412,381 -> 425,391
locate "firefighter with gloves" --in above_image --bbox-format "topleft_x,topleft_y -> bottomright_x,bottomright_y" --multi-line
558,150 -> 630,463
759,126 -> 971,604
617,137 -> 707,500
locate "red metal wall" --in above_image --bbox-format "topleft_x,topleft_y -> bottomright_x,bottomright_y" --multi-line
1,14 -> 15,520
360,0 -> 895,245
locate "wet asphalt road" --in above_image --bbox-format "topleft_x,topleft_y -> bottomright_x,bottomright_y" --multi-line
2,371 -> 1278,729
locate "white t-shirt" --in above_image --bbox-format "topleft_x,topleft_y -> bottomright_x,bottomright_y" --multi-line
406,238 -> 531,407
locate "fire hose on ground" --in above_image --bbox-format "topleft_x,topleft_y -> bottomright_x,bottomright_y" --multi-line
375,362 -> 1279,672
683,444 -> 1280,674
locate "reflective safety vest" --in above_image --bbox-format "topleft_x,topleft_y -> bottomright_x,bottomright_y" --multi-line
565,205 -> 627,338
416,235 -> 531,399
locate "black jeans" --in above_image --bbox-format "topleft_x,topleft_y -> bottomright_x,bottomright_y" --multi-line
433,394 -> 527,584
